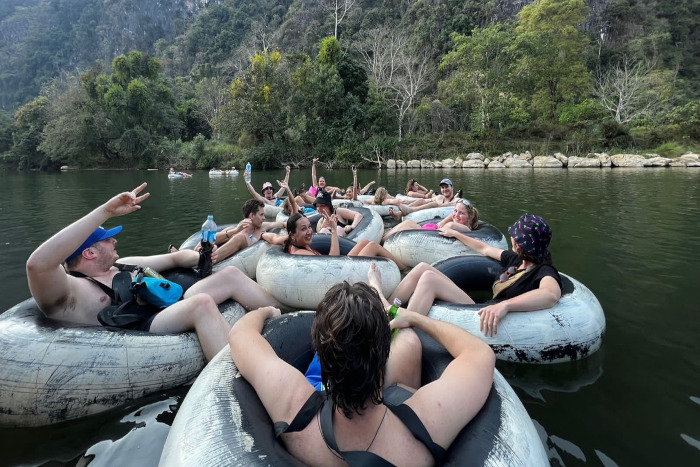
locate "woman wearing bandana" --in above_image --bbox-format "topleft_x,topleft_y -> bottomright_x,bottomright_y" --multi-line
378,214 -> 561,338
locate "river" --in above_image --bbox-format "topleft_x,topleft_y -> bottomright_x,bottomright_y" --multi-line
0,167 -> 698,465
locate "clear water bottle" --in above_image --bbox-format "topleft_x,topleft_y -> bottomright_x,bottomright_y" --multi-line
244,162 -> 252,183
387,297 -> 402,339
198,215 -> 217,278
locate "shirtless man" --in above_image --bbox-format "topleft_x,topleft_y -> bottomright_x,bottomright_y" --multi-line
229,268 -> 494,466
433,178 -> 459,204
26,183 -> 282,361
204,199 -> 284,263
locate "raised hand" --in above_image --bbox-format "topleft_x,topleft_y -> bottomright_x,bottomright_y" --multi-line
104,183 -> 150,217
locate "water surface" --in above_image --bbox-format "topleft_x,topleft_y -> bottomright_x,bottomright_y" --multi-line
0,167 -> 698,465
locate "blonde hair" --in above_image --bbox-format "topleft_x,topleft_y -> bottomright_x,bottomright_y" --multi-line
374,186 -> 388,204
466,204 -> 480,230
455,201 -> 480,230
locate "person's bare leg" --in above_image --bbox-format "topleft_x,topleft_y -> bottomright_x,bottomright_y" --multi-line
404,201 -> 439,213
367,263 -> 421,389
214,233 -> 247,263
382,219 -> 422,243
186,266 -> 283,311
407,269 -> 474,315
367,262 -> 392,309
387,262 -> 432,304
149,293 -> 230,361
387,207 -> 403,222
384,328 -> 422,389
350,240 -> 407,270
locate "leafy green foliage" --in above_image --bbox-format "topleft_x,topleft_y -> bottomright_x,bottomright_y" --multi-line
2,0 -> 699,169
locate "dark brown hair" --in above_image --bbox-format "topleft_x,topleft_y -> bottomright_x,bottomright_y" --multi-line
242,199 -> 264,218
312,282 -> 391,418
283,213 -> 305,252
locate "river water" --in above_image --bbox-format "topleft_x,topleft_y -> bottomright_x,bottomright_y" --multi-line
0,168 -> 698,466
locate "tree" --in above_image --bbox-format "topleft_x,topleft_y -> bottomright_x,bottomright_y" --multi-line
10,97 -> 50,169
0,110 -> 13,154
193,77 -> 229,137
440,25 -> 527,134
595,57 -> 671,124
511,0 -> 592,121
321,0 -> 356,39
357,26 -> 434,140
219,50 -> 290,146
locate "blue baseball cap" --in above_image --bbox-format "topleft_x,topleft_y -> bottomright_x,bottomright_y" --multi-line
66,225 -> 122,262
440,178 -> 453,186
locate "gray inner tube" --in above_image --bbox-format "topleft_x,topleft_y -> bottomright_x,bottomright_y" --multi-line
161,312 -> 544,465
342,206 -> 373,242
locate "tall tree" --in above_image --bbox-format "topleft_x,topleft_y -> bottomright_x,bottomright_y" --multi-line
511,0 -> 592,121
357,26 -> 434,140
440,25 -> 527,135
595,57 -> 672,124
219,50 -> 290,146
322,0 -> 356,39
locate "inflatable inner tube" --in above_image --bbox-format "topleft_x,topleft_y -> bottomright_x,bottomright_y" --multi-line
179,224 -> 272,279
383,221 -> 508,267
429,256 -> 606,363
403,206 -> 455,224
0,268 -> 246,428
342,206 -> 383,243
160,312 -> 548,466
263,203 -> 282,220
256,245 -> 400,310
310,233 -> 356,255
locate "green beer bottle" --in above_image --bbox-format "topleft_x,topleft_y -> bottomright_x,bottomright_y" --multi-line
388,297 -> 402,340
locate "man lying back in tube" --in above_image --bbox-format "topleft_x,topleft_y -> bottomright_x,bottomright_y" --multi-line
26,183 -> 282,361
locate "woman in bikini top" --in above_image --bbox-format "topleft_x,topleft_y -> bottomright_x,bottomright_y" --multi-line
282,213 -> 408,270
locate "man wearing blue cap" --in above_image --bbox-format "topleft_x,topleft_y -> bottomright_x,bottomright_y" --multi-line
433,178 -> 458,204
26,183 -> 283,361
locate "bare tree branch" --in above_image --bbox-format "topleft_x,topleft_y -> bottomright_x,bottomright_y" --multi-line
595,57 -> 665,124
356,27 -> 434,140
321,0 -> 356,39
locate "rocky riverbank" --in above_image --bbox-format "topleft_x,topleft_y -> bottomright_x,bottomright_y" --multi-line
387,152 -> 700,169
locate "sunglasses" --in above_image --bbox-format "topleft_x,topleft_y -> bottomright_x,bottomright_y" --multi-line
263,186 -> 274,191
460,199 -> 471,207
499,266 -> 520,282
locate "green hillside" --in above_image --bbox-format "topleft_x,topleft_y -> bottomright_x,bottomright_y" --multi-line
1,0 -> 698,170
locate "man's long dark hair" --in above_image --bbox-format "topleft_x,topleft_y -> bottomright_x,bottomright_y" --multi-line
312,282 -> 391,418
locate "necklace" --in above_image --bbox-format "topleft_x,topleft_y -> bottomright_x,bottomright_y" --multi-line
366,406 -> 388,452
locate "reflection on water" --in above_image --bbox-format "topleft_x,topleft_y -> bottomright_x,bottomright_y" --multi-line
78,396 -> 180,467
1,168 -> 699,465
499,348 -> 605,402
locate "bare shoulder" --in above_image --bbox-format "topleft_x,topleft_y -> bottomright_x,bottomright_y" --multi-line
41,274 -> 110,326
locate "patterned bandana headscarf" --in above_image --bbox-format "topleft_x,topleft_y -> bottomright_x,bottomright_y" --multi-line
507,214 -> 552,261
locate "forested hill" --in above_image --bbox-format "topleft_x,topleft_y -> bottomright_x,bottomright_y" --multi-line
0,0 -> 202,110
4,0 -> 691,110
1,0 -> 698,171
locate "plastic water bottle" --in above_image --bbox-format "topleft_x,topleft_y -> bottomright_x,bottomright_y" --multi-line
244,162 -> 252,183
198,215 -> 217,278
387,297 -> 402,339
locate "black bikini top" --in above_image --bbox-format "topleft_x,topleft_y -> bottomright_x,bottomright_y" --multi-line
274,387 -> 446,466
